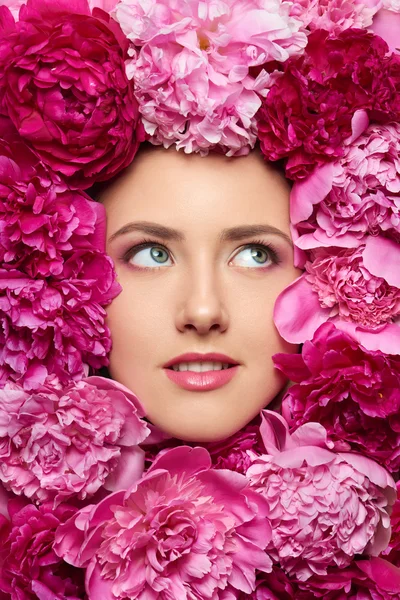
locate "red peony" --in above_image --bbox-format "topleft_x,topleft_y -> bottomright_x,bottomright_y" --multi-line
0,0 -> 143,189
257,28 -> 400,180
274,322 -> 400,472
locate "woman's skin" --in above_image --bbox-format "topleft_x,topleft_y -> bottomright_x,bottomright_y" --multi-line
101,146 -> 301,442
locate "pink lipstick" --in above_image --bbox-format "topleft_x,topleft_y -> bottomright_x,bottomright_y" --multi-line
163,353 -> 240,391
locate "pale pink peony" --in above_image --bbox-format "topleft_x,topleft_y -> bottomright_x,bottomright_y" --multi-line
55,446 -> 272,599
0,377 -> 149,504
291,123 -> 400,251
0,497 -> 84,599
290,0 -> 382,33
247,411 -> 396,581
114,0 -> 307,155
274,243 -> 400,354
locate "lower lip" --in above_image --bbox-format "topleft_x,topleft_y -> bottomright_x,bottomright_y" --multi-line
164,366 -> 239,391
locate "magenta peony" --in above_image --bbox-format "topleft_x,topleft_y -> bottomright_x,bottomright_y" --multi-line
383,482 -> 400,566
257,28 -> 400,180
0,0 -> 143,188
290,0 -> 381,34
203,421 -> 265,474
0,251 -> 121,388
114,0 -> 307,156
0,117 -> 109,278
247,411 -> 396,581
55,446 -> 272,599
274,322 -> 400,471
0,376 -> 149,504
291,122 -> 400,250
273,244 -> 400,354
0,496 -> 84,600
295,558 -> 400,599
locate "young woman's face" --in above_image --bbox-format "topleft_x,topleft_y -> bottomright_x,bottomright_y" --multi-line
102,147 -> 301,442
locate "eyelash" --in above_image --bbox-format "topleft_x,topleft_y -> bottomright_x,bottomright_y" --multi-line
121,238 -> 282,268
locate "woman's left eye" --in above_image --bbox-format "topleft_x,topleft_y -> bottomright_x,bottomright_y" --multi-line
230,244 -> 280,268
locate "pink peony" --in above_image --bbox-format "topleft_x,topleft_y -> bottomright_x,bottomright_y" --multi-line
290,0 -> 382,34
274,322 -> 400,471
295,558 -> 400,599
247,411 -> 396,581
0,496 -> 84,600
0,0 -> 143,189
0,252 -> 121,388
0,376 -> 149,504
291,122 -> 400,251
273,244 -> 400,354
0,117 -> 109,278
55,446 -> 272,599
304,247 -> 400,328
114,0 -> 307,156
257,28 -> 400,180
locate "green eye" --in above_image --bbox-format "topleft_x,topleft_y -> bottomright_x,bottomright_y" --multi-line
150,247 -> 169,263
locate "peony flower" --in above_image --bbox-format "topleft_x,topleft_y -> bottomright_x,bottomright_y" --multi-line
290,122 -> 400,250
55,446 -> 272,599
0,376 -> 149,504
290,0 -> 382,34
295,558 -> 400,599
0,0 -> 143,189
257,28 -> 400,180
0,496 -> 84,600
273,243 -> 400,354
383,482 -> 400,566
247,411 -> 396,581
0,117 -> 110,278
0,253 -> 121,388
203,421 -> 265,474
274,322 -> 400,471
304,247 -> 400,328
221,567 -> 296,599
113,0 -> 307,156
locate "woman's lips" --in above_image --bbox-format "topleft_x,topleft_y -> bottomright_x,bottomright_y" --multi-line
164,366 -> 239,391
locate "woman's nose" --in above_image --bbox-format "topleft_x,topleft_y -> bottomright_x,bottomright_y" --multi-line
175,264 -> 229,335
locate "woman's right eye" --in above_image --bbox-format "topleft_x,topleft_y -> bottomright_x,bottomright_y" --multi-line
125,243 -> 173,269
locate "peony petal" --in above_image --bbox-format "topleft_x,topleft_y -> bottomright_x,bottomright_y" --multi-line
290,163 -> 334,224
273,275 -> 330,343
371,8 -> 400,51
363,235 -> 400,287
86,562 -> 115,600
103,446 -> 145,492
348,109 -> 369,142
334,318 -> 400,354
149,445 -> 211,477
357,557 -> 400,592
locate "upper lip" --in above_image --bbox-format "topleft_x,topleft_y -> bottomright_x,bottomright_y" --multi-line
163,353 -> 240,368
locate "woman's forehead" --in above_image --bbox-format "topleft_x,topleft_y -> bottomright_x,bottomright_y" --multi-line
100,146 -> 291,231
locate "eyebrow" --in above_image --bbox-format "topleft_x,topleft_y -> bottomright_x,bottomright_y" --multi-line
108,221 -> 293,247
